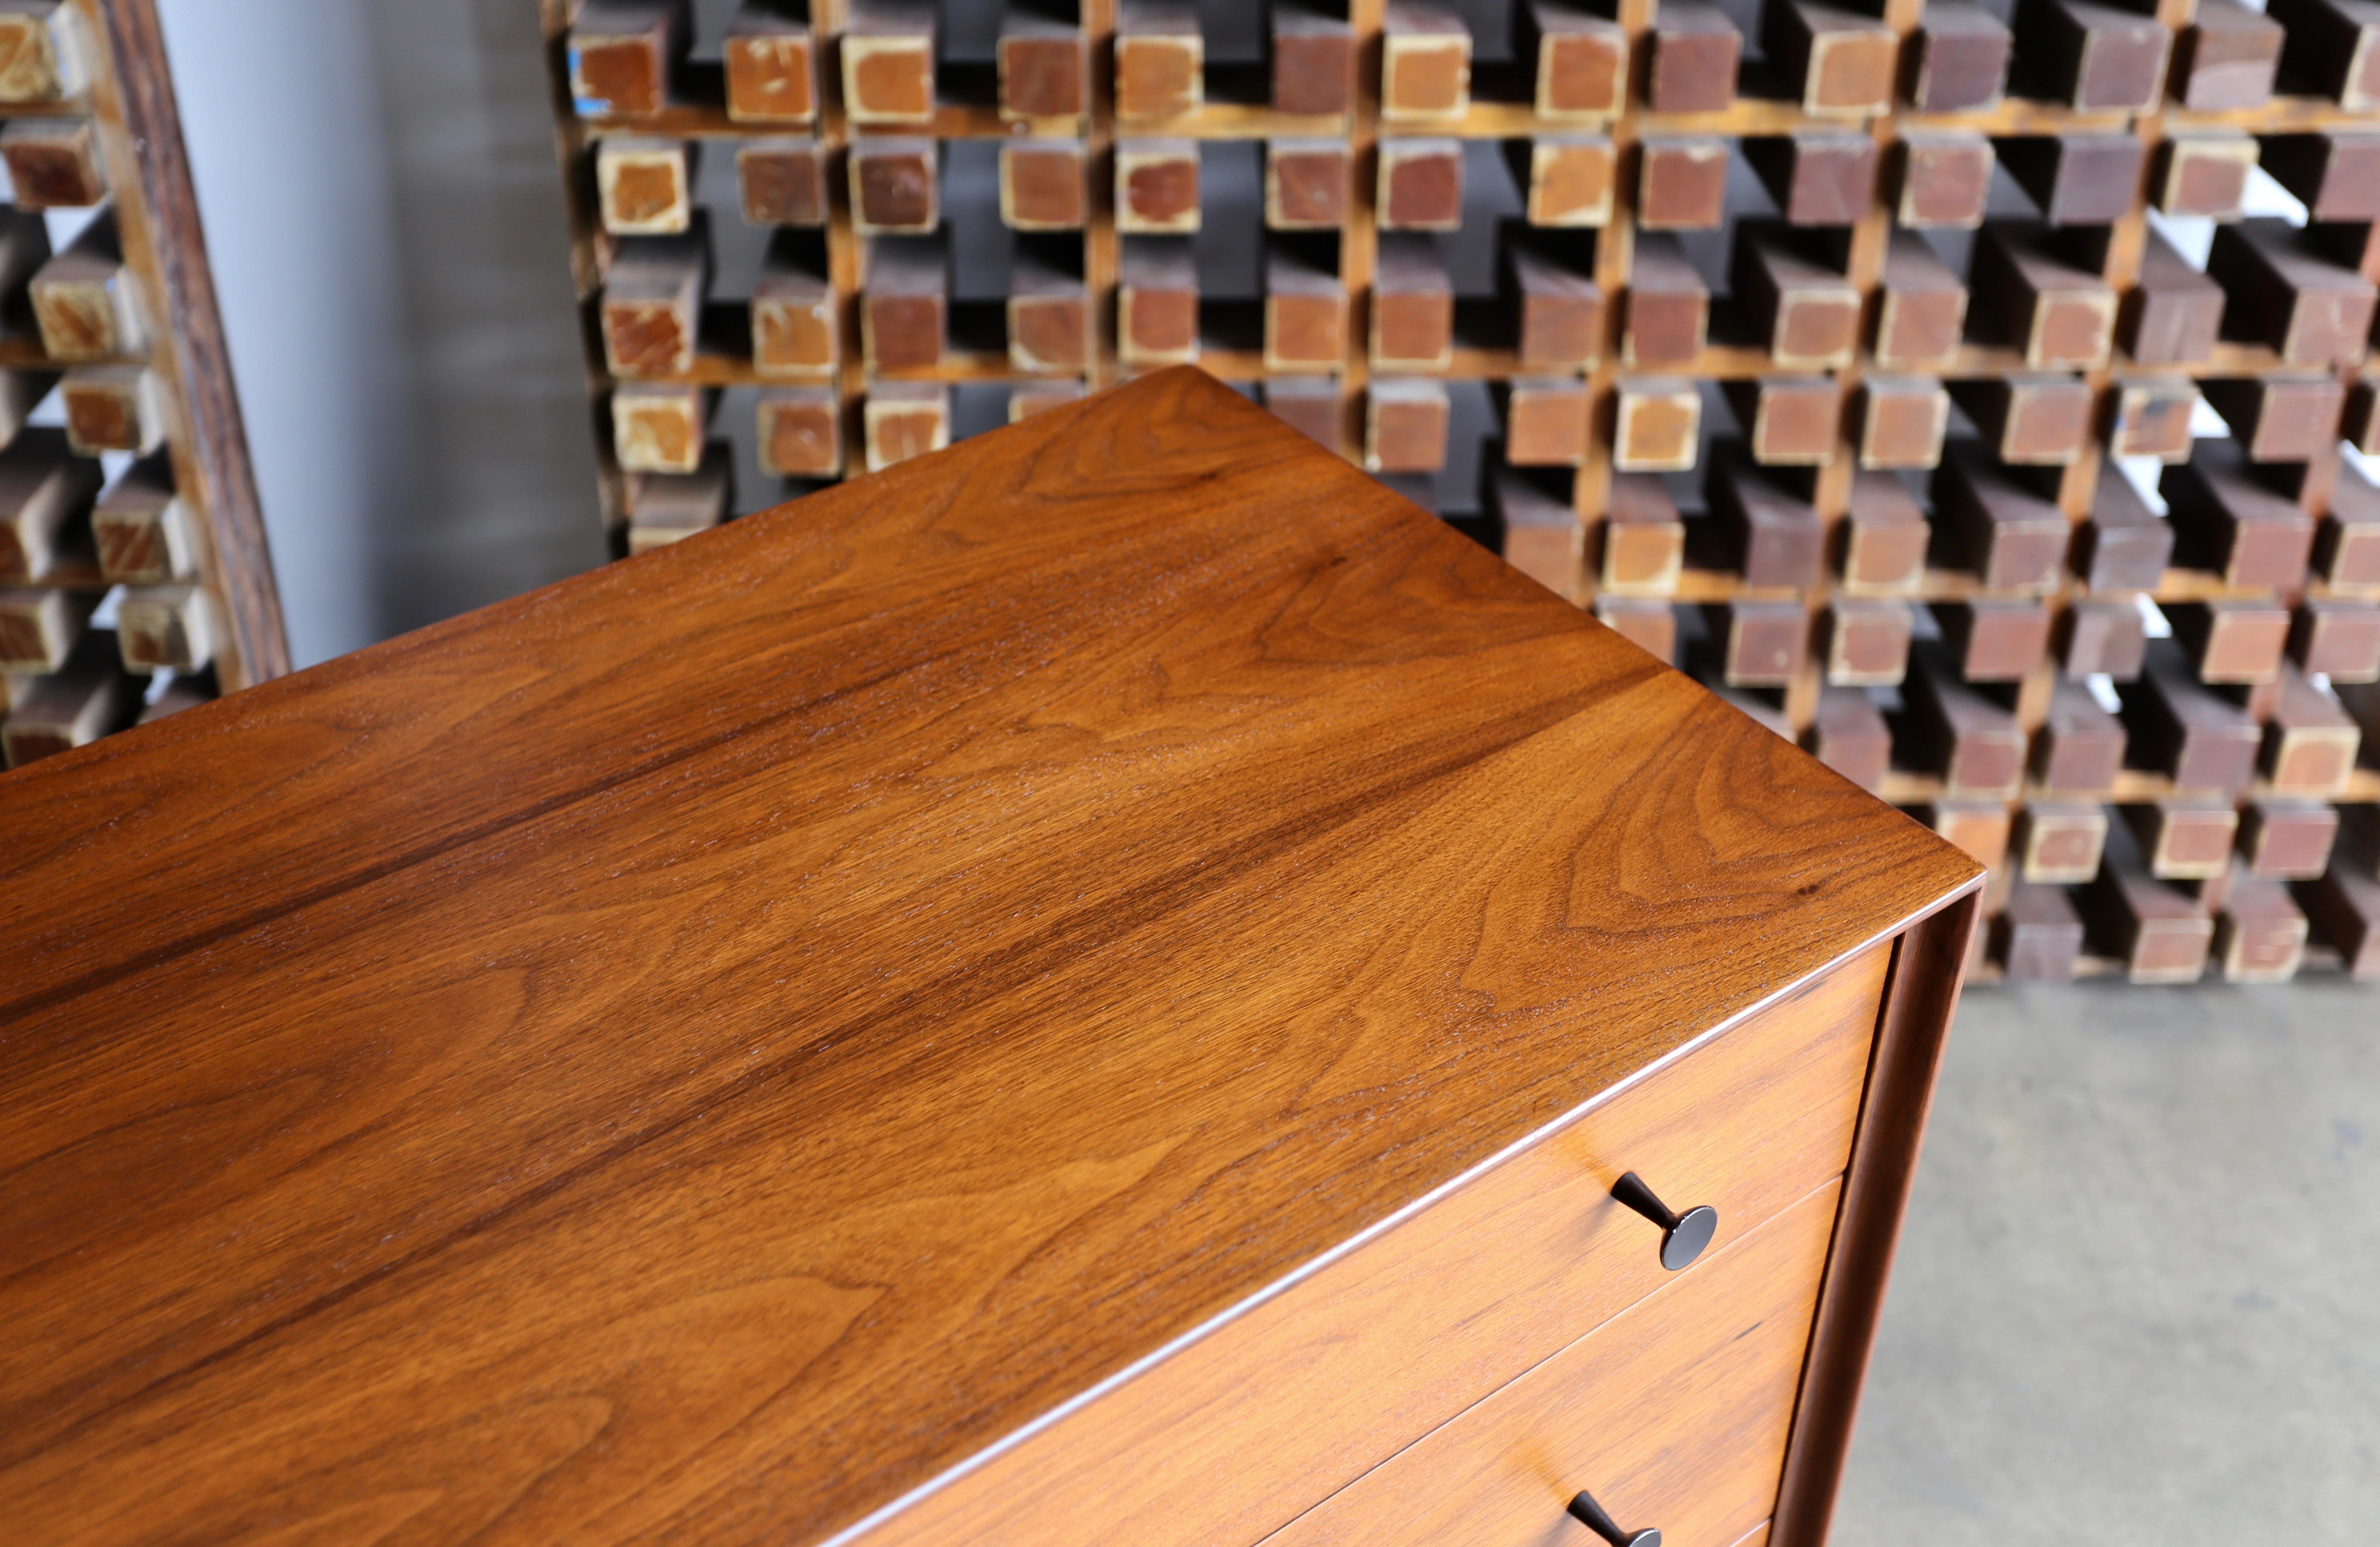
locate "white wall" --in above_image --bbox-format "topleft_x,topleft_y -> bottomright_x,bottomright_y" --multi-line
156,0 -> 602,667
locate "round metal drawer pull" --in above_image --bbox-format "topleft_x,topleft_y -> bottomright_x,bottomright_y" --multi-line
1566,1486 -> 1660,1546
1611,1171 -> 1717,1272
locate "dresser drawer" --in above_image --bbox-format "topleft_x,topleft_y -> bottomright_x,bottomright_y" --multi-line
1257,1178 -> 1844,1547
856,942 -> 1890,1547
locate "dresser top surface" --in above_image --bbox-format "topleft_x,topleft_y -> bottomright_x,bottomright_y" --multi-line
0,369 -> 1977,1543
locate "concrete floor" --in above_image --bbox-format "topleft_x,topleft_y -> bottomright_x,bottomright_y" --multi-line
1833,979 -> 2380,1545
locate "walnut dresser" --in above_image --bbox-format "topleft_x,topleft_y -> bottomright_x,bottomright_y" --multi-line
0,369 -> 1981,1547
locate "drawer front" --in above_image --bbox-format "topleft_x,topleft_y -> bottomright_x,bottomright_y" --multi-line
855,943 -> 1889,1547
1257,1179 -> 1844,1547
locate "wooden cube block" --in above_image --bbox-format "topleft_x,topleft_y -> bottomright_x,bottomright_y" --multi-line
1265,245 -> 1345,371
1378,137 -> 1463,231
1972,225 -> 2114,370
2058,599 -> 2149,679
625,447 -> 730,553
2016,802 -> 2107,884
1116,138 -> 1199,233
1621,232 -> 1703,366
2207,220 -> 2377,367
1246,378 -> 1333,456
1806,685 -> 1892,791
1929,799 -> 2018,879
2162,446 -> 2316,589
2262,666 -> 2361,794
611,382 -> 706,473
116,583 -> 215,672
1911,0 -> 2012,111
1932,443 -> 2068,595
2216,869 -> 2308,982
1735,234 -> 1858,369
59,365 -> 166,456
1267,140 -> 1349,229
1521,136 -> 1615,228
1726,375 -> 1841,467
850,137 -> 938,234
598,234 -> 703,379
0,583 -> 89,672
2240,800 -> 2340,878
595,136 -> 693,236
1839,470 -> 1930,595
2173,0 -> 2282,110
1647,0 -> 1741,113
2319,459 -> 2380,593
860,236 -> 945,372
751,233 -> 834,378
1707,450 -> 1824,587
2122,645 -> 2263,795
1824,600 -> 1912,686
1502,378 -> 1590,467
1996,881 -> 2085,980
737,138 -> 826,226
2123,799 -> 2240,880
1366,379 -> 1450,474
1381,3 -> 1472,120
1595,596 -> 1678,663
2152,135 -> 2256,220
0,116 -> 102,208
1601,473 -> 1685,595
31,222 -> 144,361
724,4 -> 815,125
2291,601 -> 2380,681
1636,138 -> 1728,231
2109,378 -> 2197,463
2270,0 -> 2380,110
1764,0 -> 1894,116
2294,853 -> 2380,976
1998,135 -> 2147,227
1372,234 -> 1452,372
92,469 -> 195,585
1904,644 -> 2028,798
1271,4 -> 1354,116
997,12 -> 1086,121
0,0 -> 89,103
1709,600 -> 1810,687
842,0 -> 935,126
755,386 -> 842,477
1953,374 -> 2093,466
1856,376 -> 1948,470
1895,136 -> 1993,230
2084,857 -> 2213,982
0,429 -> 93,583
1938,598 -> 2052,681
1613,377 -> 1702,474
2077,465 -> 2174,591
1525,0 -> 1626,121
1119,237 -> 1197,365
2123,231 -> 2225,367
2012,0 -> 2171,112
1745,135 -> 1879,228
1509,237 -> 1605,368
0,630 -> 131,768
2200,375 -> 2345,463
1875,232 -> 1969,370
1490,472 -> 1581,596
1008,252 -> 1089,375
1000,140 -> 1086,230
2259,133 -> 2380,222
567,0 -> 683,118
862,382 -> 947,470
2034,679 -> 2127,795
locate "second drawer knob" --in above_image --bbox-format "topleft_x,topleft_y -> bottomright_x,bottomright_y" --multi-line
1611,1171 -> 1717,1271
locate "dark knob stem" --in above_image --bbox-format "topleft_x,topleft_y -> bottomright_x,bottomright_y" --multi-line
1567,1487 -> 1660,1547
1612,1171 -> 1718,1271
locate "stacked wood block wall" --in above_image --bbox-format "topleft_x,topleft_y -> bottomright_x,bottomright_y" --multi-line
542,0 -> 2380,988
0,0 -> 284,769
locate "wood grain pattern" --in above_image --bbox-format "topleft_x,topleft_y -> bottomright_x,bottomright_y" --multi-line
0,371 -> 1977,1547
1257,1180 -> 1846,1547
858,941 -> 1888,1547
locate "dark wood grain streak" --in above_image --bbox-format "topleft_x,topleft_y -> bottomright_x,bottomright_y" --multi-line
1769,884 -> 1984,1547
0,370 -> 1977,1546
92,0 -> 287,683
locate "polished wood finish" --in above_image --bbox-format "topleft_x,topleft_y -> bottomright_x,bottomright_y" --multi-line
0,372 -> 1978,1546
